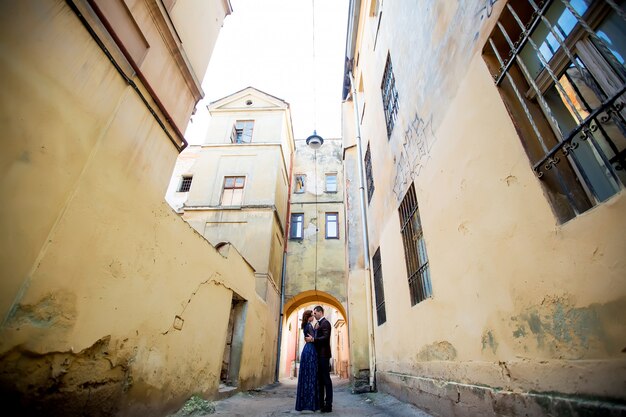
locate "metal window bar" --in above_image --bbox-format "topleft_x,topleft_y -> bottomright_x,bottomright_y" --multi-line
486,0 -> 626,215
487,37 -> 582,213
398,184 -> 432,306
504,3 -> 624,191
372,248 -> 386,325
495,18 -> 605,202
365,143 -> 375,203
381,55 -> 399,138
179,176 -> 192,192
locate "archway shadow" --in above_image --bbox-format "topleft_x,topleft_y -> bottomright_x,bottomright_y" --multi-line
283,290 -> 347,321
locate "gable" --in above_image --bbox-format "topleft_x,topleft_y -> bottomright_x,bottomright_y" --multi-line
208,87 -> 289,113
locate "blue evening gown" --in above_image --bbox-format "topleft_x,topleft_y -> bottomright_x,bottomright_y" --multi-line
295,323 -> 320,411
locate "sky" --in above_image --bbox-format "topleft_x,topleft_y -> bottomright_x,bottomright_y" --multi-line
184,0 -> 350,145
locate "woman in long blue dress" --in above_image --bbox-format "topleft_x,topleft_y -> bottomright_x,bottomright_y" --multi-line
295,309 -> 320,411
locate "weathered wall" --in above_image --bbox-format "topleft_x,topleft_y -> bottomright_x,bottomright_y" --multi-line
0,1 -> 275,415
286,139 -> 346,303
342,143 -> 373,385
344,0 -> 626,414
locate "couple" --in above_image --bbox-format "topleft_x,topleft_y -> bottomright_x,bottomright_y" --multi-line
295,305 -> 333,413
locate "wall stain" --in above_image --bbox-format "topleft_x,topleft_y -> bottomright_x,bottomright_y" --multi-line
416,340 -> 457,361
481,330 -> 498,354
508,296 -> 626,359
6,291 -> 77,330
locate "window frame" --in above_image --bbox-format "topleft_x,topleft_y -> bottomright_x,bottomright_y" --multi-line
294,174 -> 306,194
482,0 -> 626,222
220,176 -> 246,206
372,247 -> 387,326
364,143 -> 375,203
325,212 -> 339,239
230,120 -> 255,144
290,213 -> 304,240
381,52 -> 399,139
178,175 -> 193,193
325,173 -> 338,193
399,183 -> 432,306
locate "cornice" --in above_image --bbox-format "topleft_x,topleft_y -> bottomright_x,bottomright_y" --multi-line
145,0 -> 204,102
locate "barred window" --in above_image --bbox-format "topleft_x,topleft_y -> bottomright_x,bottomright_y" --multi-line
372,248 -> 386,325
399,183 -> 432,306
365,143 -> 375,203
483,0 -> 626,222
381,53 -> 399,139
178,176 -> 192,192
221,176 -> 245,206
230,120 -> 254,143
290,213 -> 304,239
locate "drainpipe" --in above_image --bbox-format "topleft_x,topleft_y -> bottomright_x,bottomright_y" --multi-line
275,148 -> 295,382
349,70 -> 376,390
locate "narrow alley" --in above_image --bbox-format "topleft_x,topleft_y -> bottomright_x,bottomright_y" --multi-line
171,377 -> 433,417
1,0 -> 625,416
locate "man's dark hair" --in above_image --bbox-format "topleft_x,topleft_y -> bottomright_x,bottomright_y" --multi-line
314,305 -> 324,313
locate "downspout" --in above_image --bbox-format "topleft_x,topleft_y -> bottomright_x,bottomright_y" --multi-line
275,147 -> 295,382
349,70 -> 376,391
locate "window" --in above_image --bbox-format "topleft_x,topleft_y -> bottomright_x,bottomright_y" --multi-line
364,143 -> 375,203
221,176 -> 245,206
325,173 -> 338,193
381,53 -> 399,138
230,120 -> 254,143
290,213 -> 304,239
483,0 -> 626,222
399,184 -> 432,306
325,212 -> 339,239
372,248 -> 386,325
178,175 -> 192,192
294,174 -> 306,194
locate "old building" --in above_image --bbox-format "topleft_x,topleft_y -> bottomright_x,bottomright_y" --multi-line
0,0 -> 283,415
278,137 -> 348,378
343,0 -> 626,415
167,87 -> 295,304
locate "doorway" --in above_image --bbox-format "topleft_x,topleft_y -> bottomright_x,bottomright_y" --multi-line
220,293 -> 247,387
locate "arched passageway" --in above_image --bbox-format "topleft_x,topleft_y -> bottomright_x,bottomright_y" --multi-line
278,290 -> 350,380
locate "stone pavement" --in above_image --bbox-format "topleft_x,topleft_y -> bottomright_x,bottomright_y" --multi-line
205,376 -> 434,417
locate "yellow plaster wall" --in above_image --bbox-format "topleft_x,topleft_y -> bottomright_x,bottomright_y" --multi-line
344,0 -> 626,408
362,33 -> 626,403
0,1 -> 276,414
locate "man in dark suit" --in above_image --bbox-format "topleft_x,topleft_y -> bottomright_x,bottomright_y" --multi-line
305,305 -> 333,413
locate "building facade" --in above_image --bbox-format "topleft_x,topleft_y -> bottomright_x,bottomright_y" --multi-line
279,137 -> 348,378
0,1 -> 284,415
167,87 -> 295,304
343,0 -> 626,415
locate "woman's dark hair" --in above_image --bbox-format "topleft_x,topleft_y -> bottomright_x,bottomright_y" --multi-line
301,310 -> 313,330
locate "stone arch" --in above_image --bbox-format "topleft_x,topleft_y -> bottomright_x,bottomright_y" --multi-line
214,241 -> 230,257
283,290 -> 347,322
280,290 -> 350,379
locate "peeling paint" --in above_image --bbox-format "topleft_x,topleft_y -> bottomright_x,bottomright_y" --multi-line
507,296 -> 624,359
6,291 -> 76,330
0,336 -> 131,416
